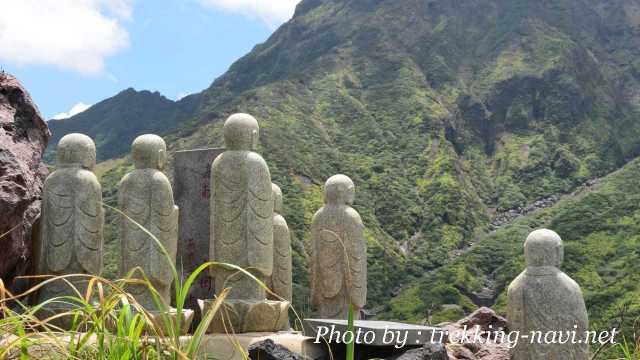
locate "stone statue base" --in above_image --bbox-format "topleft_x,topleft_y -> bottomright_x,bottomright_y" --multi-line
1,331 -> 328,360
35,303 -> 94,331
35,302 -> 194,335
199,299 -> 290,333
146,308 -> 195,336
190,331 -> 327,360
100,307 -> 194,335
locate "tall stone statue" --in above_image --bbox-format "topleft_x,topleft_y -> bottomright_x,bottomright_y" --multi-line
210,113 -> 273,299
507,229 -> 589,360
202,114 -> 288,334
38,133 -> 103,303
310,174 -> 367,319
269,183 -> 292,302
118,134 -> 178,310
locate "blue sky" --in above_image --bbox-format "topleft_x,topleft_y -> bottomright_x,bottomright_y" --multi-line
0,0 -> 301,119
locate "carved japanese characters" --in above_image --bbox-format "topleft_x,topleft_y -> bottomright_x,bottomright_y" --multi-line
209,113 -> 273,300
38,133 -> 103,303
269,183 -> 292,303
118,134 -> 178,310
507,229 -> 589,360
310,174 -> 367,319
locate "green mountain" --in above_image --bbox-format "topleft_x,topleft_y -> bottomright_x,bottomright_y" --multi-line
49,0 -> 640,340
46,88 -> 201,161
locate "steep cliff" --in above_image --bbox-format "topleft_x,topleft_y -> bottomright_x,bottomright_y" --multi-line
0,72 -> 50,293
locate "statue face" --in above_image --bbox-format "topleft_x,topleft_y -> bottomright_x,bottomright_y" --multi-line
524,229 -> 563,268
324,174 -> 356,205
131,134 -> 167,170
223,113 -> 260,150
56,133 -> 96,171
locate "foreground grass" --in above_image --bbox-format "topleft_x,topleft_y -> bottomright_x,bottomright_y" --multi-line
0,205 -> 286,360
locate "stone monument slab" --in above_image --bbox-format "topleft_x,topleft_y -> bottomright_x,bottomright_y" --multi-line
173,148 -> 224,318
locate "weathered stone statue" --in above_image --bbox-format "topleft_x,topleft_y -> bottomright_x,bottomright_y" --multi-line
38,133 -> 103,303
202,113 -> 291,334
310,174 -> 367,319
118,134 -> 178,310
269,183 -> 292,302
507,229 -> 589,360
210,113 -> 274,299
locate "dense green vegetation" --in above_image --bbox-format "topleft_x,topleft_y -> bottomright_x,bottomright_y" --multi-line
384,157 -> 640,355
47,0 -> 640,344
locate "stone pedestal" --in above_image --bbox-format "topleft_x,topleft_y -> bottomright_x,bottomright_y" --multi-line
189,332 -> 327,360
146,308 -> 195,336
305,319 -> 445,360
199,299 -> 290,334
1,331 -> 329,360
103,307 -> 194,335
35,303 -> 94,331
173,148 -> 224,320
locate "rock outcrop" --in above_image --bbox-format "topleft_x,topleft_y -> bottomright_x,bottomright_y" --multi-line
0,72 -> 50,293
387,343 -> 449,360
441,307 -> 510,360
247,339 -> 306,360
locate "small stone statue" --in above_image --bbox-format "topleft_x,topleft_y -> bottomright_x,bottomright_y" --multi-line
310,174 -> 367,319
507,229 -> 589,360
38,133 -> 103,303
269,183 -> 292,302
210,113 -> 273,300
118,134 -> 178,310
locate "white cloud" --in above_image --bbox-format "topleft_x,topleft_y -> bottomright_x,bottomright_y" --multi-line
0,0 -> 132,74
176,92 -> 189,100
52,102 -> 92,120
200,0 -> 301,27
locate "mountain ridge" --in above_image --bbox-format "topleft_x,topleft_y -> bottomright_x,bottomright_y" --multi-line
46,87 -> 202,161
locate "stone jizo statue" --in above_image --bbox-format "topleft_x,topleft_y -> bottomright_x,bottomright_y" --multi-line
310,174 -> 367,319
269,183 -> 292,302
118,134 -> 178,310
210,113 -> 273,300
38,133 -> 104,303
507,229 -> 589,360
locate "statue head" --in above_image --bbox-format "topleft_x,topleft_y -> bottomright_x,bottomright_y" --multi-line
324,174 -> 355,205
131,134 -> 167,170
524,229 -> 564,268
56,133 -> 96,171
223,113 -> 259,150
272,183 -> 283,213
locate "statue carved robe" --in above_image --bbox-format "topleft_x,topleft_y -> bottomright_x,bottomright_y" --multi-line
210,113 -> 273,300
310,175 -> 366,319
38,133 -> 103,303
119,134 -> 178,310
269,183 -> 292,302
507,229 -> 589,360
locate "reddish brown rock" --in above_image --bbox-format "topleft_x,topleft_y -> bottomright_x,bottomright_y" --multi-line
0,72 -> 50,294
442,307 -> 510,360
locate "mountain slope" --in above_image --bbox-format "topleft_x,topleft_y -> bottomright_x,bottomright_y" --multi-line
170,0 -> 640,269
381,156 -> 640,338
47,88 -> 201,161
51,0 -> 640,321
